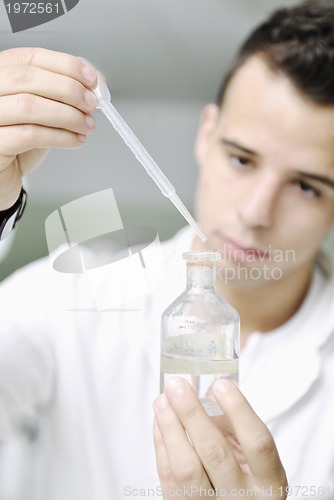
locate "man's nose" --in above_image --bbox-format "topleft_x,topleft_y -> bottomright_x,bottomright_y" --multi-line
237,175 -> 280,229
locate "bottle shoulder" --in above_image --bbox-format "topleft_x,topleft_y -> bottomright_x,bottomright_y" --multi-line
162,288 -> 239,322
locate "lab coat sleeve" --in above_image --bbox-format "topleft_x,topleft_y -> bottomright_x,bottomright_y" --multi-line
0,258 -> 54,439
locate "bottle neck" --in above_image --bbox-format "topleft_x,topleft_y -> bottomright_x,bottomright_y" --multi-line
186,262 -> 216,291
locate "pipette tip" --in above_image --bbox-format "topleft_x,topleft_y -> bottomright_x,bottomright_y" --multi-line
194,225 -> 207,243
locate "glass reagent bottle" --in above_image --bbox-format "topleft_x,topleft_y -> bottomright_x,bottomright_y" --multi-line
160,251 -> 240,416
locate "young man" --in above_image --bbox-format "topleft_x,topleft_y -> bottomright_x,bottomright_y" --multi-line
0,1 -> 333,498
153,2 -> 334,497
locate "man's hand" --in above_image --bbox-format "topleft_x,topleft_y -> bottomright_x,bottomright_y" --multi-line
0,47 -> 97,209
153,378 -> 287,499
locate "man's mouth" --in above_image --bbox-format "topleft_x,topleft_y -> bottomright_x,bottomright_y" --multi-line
216,234 -> 269,260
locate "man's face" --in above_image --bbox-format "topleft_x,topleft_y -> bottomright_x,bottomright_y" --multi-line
194,56 -> 334,287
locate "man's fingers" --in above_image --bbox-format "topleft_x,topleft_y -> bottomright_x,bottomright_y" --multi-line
153,418 -> 187,500
0,47 -> 97,88
163,378 -> 245,491
212,380 -> 287,487
0,66 -> 96,114
0,47 -> 96,207
0,125 -> 85,159
0,94 -> 95,135
153,392 -> 212,497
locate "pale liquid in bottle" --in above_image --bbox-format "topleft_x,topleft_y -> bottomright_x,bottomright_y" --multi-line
160,350 -> 238,416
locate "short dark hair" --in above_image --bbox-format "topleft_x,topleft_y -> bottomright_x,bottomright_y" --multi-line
217,0 -> 334,106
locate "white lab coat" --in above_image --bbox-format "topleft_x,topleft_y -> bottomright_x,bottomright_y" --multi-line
0,227 -> 333,499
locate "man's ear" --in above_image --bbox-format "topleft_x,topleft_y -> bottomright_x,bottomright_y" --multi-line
194,104 -> 220,165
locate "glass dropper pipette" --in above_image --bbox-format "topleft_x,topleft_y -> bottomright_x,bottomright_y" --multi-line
84,61 -> 207,242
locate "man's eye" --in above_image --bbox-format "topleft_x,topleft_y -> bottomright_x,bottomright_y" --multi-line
230,155 -> 252,168
296,180 -> 321,198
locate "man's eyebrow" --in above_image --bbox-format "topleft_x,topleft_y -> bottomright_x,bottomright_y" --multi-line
297,171 -> 334,189
221,138 -> 259,156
